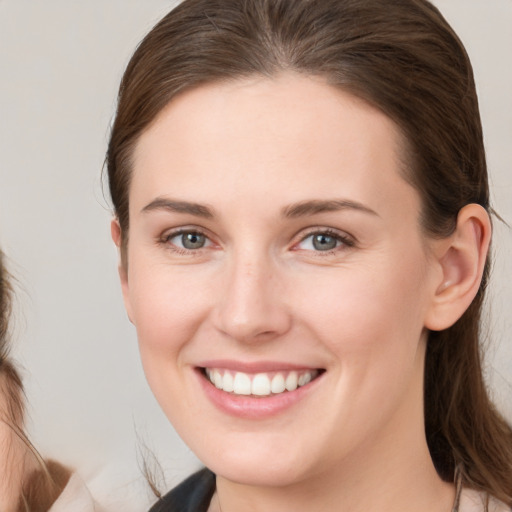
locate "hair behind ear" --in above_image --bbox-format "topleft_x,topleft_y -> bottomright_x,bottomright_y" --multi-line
423,208 -> 512,504
425,306 -> 512,503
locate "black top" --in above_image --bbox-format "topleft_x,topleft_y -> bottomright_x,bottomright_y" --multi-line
148,468 -> 216,512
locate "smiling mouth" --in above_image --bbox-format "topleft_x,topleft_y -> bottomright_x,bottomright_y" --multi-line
201,368 -> 324,397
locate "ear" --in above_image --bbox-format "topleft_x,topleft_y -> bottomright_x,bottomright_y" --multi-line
424,204 -> 491,331
111,219 -> 133,323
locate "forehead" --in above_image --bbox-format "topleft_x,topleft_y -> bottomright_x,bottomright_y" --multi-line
130,73 -> 418,221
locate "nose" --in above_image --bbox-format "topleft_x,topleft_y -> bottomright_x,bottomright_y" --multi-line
213,252 -> 292,344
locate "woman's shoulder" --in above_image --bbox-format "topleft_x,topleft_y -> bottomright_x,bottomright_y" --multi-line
148,468 -> 216,512
459,488 -> 511,512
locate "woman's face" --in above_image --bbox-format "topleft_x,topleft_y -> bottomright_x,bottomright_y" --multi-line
119,74 -> 442,486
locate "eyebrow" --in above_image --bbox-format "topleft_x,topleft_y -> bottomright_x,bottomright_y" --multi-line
141,198 -> 214,218
140,197 -> 378,219
282,199 -> 379,218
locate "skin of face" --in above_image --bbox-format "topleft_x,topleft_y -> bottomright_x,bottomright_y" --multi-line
116,74 -> 465,509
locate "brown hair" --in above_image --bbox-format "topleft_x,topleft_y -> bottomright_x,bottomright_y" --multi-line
106,0 -> 512,504
0,251 -> 71,511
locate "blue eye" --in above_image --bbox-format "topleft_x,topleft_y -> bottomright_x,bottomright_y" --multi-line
311,233 -> 338,251
167,231 -> 211,250
297,230 -> 351,252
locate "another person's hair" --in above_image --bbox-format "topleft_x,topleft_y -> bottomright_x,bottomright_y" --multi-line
0,250 -> 71,511
106,0 -> 512,504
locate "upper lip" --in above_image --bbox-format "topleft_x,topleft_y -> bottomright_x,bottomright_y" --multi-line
197,360 -> 324,373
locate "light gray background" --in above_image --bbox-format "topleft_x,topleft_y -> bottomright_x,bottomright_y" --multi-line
0,1 -> 510,510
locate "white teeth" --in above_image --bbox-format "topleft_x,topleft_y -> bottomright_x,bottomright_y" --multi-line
271,373 -> 286,394
222,372 -> 234,392
251,373 -> 271,396
213,369 -> 223,389
285,371 -> 298,391
233,372 -> 252,395
298,372 -> 312,386
205,368 -> 319,396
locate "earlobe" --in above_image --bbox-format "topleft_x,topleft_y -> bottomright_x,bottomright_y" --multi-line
111,218 -> 122,248
118,264 -> 134,324
425,204 -> 491,331
110,219 -> 134,323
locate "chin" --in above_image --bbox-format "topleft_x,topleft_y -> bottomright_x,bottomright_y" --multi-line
191,433 -> 319,487
209,457 -> 310,488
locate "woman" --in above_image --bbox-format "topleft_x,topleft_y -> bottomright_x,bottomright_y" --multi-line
107,0 -> 512,510
0,250 -> 96,511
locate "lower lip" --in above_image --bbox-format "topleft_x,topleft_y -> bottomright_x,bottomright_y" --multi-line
196,369 -> 323,419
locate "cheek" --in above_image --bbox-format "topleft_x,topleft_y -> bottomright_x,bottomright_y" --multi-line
295,251 -> 429,382
304,262 -> 425,337
127,262 -> 212,363
127,264 -> 215,423
298,259 -> 429,433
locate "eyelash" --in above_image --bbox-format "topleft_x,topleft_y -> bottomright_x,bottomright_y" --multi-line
159,228 -> 213,256
293,228 -> 355,255
158,227 -> 356,256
